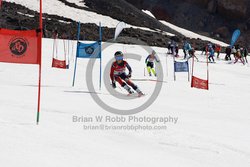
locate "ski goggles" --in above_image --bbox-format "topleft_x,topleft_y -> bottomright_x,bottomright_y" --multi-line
115,56 -> 123,61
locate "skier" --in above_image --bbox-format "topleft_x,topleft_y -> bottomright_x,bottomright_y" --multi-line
145,50 -> 160,77
110,51 -> 144,97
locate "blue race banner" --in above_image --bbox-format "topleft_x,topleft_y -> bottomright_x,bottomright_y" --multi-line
230,29 -> 241,48
76,41 -> 101,58
72,22 -> 103,88
174,61 -> 189,72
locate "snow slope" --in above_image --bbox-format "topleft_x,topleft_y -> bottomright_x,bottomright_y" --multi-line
0,38 -> 250,167
67,0 -> 87,8
141,10 -> 228,46
142,10 -> 156,19
160,20 -> 229,46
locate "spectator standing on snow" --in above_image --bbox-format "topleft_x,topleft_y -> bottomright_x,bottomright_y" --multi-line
170,40 -> 176,55
215,44 -> 222,59
175,43 -> 179,57
167,41 -> 171,54
225,46 -> 232,61
232,46 -> 237,60
234,49 -> 245,65
243,47 -> 248,63
201,45 -> 206,55
183,41 -> 192,59
188,48 -> 199,61
208,47 -> 215,63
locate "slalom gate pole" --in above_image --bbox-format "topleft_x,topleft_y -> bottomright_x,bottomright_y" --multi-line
63,39 -> 67,64
190,54 -> 195,87
206,49 -> 209,90
52,35 -> 56,60
187,60 -> 190,82
99,22 -> 102,90
72,22 -> 81,86
166,54 -> 168,77
36,0 -> 43,124
173,54 -> 176,81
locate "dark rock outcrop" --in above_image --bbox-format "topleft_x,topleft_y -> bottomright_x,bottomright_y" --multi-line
0,1 -> 232,50
0,1 -> 178,48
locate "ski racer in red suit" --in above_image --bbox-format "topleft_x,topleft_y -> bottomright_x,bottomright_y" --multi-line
110,51 -> 144,96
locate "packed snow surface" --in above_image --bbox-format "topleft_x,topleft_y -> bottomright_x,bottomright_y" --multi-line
0,38 -> 250,167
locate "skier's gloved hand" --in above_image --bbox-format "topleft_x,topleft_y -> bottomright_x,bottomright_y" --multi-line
112,81 -> 116,88
127,73 -> 132,78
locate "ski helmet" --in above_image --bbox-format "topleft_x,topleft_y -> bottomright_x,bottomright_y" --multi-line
114,51 -> 123,61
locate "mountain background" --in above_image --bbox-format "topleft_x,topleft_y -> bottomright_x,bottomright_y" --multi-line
126,0 -> 250,47
1,0 -> 249,49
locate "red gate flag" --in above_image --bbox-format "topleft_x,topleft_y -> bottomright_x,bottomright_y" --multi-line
191,76 -> 209,90
190,46 -> 209,90
0,0 -> 43,124
52,58 -> 67,69
0,0 -> 2,8
0,29 -> 40,64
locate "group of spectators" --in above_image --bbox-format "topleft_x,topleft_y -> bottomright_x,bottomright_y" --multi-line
167,39 -> 249,64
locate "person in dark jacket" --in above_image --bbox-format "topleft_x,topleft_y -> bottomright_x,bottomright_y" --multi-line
225,47 -> 232,61
243,47 -> 248,63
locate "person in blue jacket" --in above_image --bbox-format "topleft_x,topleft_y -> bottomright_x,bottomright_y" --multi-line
183,41 -> 192,59
208,47 -> 215,63
183,41 -> 199,61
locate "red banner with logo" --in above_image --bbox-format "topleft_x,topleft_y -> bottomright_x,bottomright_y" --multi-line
191,76 -> 209,90
52,58 -> 67,69
0,29 -> 40,64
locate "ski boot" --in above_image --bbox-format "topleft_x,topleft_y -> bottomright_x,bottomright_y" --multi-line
135,88 -> 144,97
124,85 -> 134,95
